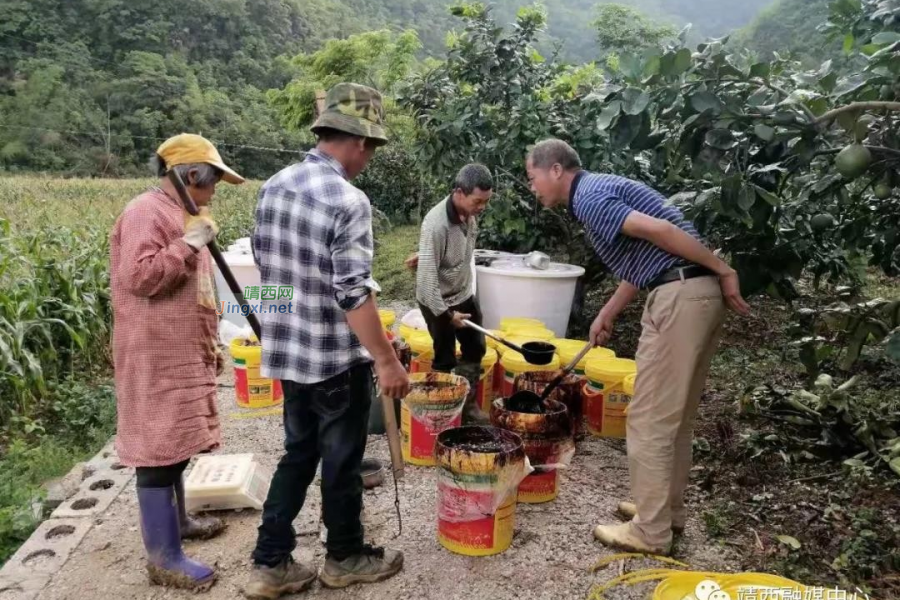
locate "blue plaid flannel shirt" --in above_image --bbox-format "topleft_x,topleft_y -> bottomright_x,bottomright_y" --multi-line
252,149 -> 380,384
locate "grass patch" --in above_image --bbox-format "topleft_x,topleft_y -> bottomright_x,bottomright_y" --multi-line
374,224 -> 420,303
0,379 -> 116,565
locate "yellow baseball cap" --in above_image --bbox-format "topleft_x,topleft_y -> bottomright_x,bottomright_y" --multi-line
156,133 -> 245,184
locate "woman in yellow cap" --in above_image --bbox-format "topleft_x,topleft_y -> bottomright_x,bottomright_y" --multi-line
110,133 -> 244,590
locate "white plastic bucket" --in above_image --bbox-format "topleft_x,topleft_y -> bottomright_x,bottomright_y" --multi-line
213,246 -> 262,328
475,258 -> 585,337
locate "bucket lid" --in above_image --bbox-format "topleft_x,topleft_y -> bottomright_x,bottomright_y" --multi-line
478,259 -> 586,280
485,330 -> 504,351
586,357 -> 637,382
500,317 -> 545,332
505,325 -> 554,341
554,340 -> 616,368
506,334 -> 552,347
501,349 -> 560,372
623,372 -> 637,395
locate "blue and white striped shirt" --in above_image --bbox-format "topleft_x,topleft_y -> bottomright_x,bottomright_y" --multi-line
570,172 -> 700,288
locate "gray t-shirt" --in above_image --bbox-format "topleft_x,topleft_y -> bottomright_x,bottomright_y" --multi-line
415,196 -> 477,316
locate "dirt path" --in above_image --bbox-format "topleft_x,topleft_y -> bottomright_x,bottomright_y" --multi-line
31,365 -> 740,600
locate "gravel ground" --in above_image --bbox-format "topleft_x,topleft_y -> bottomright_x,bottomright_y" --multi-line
34,320 -> 742,600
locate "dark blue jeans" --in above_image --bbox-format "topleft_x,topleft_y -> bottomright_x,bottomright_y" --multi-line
251,363 -> 372,565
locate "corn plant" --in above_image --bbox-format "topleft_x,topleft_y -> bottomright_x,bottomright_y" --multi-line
0,217 -> 111,436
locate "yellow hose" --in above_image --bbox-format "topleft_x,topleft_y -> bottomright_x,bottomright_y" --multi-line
586,553 -> 819,600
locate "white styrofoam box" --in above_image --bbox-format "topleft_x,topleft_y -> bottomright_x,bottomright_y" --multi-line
184,454 -> 271,512
475,258 -> 585,337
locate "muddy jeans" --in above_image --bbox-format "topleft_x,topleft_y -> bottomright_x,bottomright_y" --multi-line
627,276 -> 725,547
251,363 -> 372,565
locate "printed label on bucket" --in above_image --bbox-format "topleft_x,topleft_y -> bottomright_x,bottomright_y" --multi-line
517,469 -> 559,503
602,391 -> 630,439
438,494 -> 516,556
401,403 -> 461,465
234,366 -> 283,408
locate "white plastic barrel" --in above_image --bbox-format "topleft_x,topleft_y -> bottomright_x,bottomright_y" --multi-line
475,258 -> 585,337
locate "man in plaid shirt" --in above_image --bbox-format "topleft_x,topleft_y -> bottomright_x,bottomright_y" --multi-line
246,83 -> 409,598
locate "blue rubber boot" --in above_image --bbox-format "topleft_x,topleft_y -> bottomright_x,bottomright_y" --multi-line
137,486 -> 217,590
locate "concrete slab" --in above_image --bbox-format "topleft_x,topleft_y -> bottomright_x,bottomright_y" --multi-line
50,467 -> 132,520
0,518 -> 93,600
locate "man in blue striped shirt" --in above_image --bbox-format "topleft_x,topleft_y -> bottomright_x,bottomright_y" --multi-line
526,139 -> 750,556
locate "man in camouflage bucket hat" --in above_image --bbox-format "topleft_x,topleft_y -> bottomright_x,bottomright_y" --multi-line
311,82 -> 389,145
245,82 -> 409,599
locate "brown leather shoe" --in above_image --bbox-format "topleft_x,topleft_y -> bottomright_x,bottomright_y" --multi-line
593,523 -> 672,556
616,501 -> 685,534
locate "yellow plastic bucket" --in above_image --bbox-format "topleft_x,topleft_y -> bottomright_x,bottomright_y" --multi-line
583,358 -> 637,438
477,348 -> 499,413
491,398 -> 572,504
409,331 -> 434,374
553,339 -> 616,377
486,332 -> 506,398
500,349 -> 559,398
398,323 -> 420,343
229,339 -> 284,409
623,372 -> 636,396
401,373 -> 469,466
378,309 -> 396,330
499,317 -> 544,332
435,427 -> 526,556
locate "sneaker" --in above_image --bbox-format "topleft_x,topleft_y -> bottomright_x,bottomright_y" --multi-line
243,558 -> 317,600
319,545 -> 403,589
593,522 -> 672,556
616,501 -> 685,534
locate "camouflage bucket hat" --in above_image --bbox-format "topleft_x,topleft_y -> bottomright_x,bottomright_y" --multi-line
311,82 -> 388,145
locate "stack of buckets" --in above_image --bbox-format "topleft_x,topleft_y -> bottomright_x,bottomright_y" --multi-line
389,312 -> 636,557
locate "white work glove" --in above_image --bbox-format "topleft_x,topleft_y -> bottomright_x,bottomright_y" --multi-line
183,208 -> 219,250
215,346 -> 226,377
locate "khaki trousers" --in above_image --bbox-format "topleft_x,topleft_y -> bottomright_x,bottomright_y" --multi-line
626,275 -> 725,546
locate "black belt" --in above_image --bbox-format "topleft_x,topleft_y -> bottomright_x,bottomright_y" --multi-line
646,264 -> 715,291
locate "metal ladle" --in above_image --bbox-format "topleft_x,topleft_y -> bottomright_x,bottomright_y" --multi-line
507,340 -> 594,414
462,320 -> 556,365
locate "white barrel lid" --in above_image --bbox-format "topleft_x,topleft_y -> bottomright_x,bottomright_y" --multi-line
476,258 -> 585,279
218,251 -> 257,268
